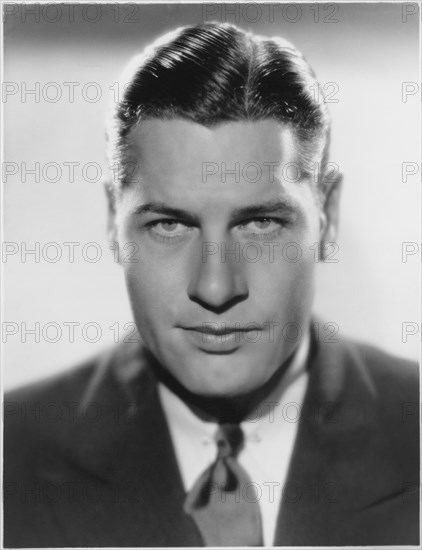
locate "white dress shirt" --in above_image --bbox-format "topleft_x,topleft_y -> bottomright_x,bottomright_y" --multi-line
158,332 -> 310,546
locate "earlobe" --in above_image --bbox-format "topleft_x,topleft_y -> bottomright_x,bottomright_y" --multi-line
320,172 -> 343,260
103,178 -> 118,252
319,210 -> 328,238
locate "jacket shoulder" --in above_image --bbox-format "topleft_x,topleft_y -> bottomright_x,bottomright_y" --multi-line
334,338 -> 419,463
5,341 -> 145,403
4,343 -> 147,452
342,338 -> 419,401
5,357 -> 97,406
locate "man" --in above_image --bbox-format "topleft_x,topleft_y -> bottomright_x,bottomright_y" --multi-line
4,22 -> 419,547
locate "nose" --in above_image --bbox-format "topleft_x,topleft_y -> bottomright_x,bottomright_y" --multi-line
187,240 -> 249,312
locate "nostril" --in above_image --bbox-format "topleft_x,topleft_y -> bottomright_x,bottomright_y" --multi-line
188,294 -> 248,314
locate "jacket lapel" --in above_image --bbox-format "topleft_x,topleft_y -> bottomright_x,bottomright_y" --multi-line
274,332 -> 408,546
42,344 -> 202,547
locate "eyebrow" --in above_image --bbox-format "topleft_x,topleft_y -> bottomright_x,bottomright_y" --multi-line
230,198 -> 298,219
132,198 -> 298,223
133,202 -> 198,224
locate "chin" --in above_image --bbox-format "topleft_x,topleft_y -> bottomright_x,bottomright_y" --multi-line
180,360 -> 269,398
187,383 -> 254,399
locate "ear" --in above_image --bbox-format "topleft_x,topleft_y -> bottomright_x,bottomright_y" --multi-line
319,171 -> 343,260
103,178 -> 118,248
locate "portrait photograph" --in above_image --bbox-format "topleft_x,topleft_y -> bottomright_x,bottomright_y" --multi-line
2,2 -> 420,548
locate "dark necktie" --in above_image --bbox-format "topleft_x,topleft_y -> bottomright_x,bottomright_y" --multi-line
184,424 -> 263,546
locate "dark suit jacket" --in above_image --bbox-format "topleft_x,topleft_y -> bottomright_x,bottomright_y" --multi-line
4,328 -> 420,547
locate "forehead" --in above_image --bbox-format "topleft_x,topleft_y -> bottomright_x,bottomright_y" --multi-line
128,118 -> 299,179
121,119 -> 313,212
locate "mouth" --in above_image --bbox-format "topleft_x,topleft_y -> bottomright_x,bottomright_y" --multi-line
185,326 -> 259,336
178,324 -> 263,354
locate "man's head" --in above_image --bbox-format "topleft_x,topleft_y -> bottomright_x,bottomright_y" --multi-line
105,22 -> 341,398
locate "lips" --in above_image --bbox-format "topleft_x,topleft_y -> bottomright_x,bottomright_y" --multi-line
182,325 -> 263,336
178,324 -> 263,353
186,326 -> 258,335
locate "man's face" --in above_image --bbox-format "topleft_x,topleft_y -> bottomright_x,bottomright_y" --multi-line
112,119 -> 326,397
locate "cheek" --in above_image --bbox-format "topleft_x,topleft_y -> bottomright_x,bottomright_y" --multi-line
123,265 -> 173,350
250,257 -> 315,349
255,255 -> 315,317
248,237 -> 317,295
122,245 -> 190,331
124,262 -> 172,309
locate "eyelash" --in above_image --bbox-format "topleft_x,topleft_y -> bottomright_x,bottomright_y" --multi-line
145,217 -> 288,243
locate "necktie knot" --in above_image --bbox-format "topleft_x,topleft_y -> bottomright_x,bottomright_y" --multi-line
215,424 -> 244,459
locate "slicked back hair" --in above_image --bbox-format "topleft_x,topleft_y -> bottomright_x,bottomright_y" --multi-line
106,22 -> 331,197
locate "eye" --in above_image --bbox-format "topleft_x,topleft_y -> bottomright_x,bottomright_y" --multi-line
239,217 -> 284,238
156,220 -> 180,232
147,219 -> 193,242
247,218 -> 275,230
